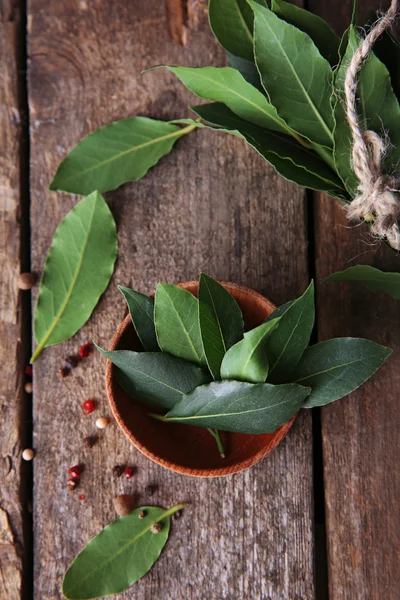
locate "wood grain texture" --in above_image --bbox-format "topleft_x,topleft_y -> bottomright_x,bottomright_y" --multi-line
309,1 -> 400,599
0,1 -> 26,598
28,1 -> 315,598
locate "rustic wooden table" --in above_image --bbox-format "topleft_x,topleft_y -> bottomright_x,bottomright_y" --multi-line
1,1 -> 399,598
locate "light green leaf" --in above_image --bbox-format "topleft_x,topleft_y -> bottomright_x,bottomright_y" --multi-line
249,0 -> 334,148
155,284 -> 206,367
165,66 -> 292,134
50,118 -> 196,195
220,318 -> 280,383
62,504 -> 186,600
271,0 -> 340,65
334,27 -> 400,196
31,192 -> 117,362
198,273 -> 244,379
324,265 -> 400,300
96,346 -> 211,410
265,281 -> 315,384
157,380 -> 310,433
192,103 -> 347,198
293,338 -> 392,408
118,286 -> 159,351
208,0 -> 262,61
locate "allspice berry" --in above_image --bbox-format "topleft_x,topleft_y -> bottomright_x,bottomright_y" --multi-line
24,382 -> 33,394
17,272 -> 37,290
113,494 -> 134,517
151,522 -> 162,534
22,448 -> 35,461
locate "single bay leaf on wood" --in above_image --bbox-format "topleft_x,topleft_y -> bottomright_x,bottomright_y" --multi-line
155,284 -> 206,367
96,346 -> 211,410
62,504 -> 186,600
325,265 -> 400,300
31,192 -> 117,362
265,281 -> 315,384
192,103 -> 347,198
249,1 -> 334,148
118,286 -> 159,351
271,0 -> 340,65
220,318 -> 280,383
158,380 -> 311,434
198,273 -> 244,379
293,338 -> 392,408
50,118 -> 196,195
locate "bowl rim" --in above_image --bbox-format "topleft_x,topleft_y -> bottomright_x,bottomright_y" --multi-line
105,280 -> 296,477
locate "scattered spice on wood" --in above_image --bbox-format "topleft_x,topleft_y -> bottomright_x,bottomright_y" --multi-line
25,364 -> 33,376
96,416 -> 109,429
79,494 -> 86,501
173,510 -> 182,520
82,399 -> 96,415
17,272 -> 37,290
145,485 -> 155,497
68,465 -> 81,480
123,467 -> 134,479
22,448 -> 35,461
24,382 -> 33,394
65,355 -> 80,370
67,478 -> 78,492
83,435 -> 97,449
58,366 -> 70,379
113,494 -> 134,517
112,465 -> 125,478
79,343 -> 93,358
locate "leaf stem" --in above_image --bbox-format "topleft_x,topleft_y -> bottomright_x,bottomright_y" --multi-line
207,428 -> 226,458
154,503 -> 189,524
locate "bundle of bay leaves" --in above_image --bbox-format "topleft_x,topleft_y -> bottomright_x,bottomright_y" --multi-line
97,274 -> 391,445
50,0 -> 400,214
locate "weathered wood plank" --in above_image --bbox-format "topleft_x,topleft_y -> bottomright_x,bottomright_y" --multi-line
28,1 -> 315,598
310,1 -> 400,598
0,1 -> 27,598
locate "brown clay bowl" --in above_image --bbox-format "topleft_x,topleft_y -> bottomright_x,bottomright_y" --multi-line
105,281 -> 295,477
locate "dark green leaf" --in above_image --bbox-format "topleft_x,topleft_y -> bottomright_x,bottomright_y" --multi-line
62,504 -> 186,600
50,118 -> 195,195
271,0 -> 340,65
265,300 -> 294,322
157,380 -> 310,433
192,103 -> 347,198
31,192 -> 117,362
265,281 -> 315,384
118,286 -> 159,351
324,265 -> 400,299
249,0 -> 334,148
334,27 -> 400,196
220,318 -> 280,383
154,284 -> 206,367
293,338 -> 392,408
198,273 -> 244,379
371,31 -> 400,107
226,51 -> 263,90
96,346 -> 211,410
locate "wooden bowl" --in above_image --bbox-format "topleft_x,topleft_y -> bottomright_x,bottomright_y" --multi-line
105,281 -> 295,477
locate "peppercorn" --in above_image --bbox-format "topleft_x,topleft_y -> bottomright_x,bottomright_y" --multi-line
83,436 -> 97,449
65,355 -> 79,369
82,399 -> 96,415
96,417 -> 109,429
151,522 -> 162,534
25,365 -> 33,376
123,467 -> 134,479
68,465 -> 81,480
58,366 -> 70,379
79,343 -> 92,358
173,510 -> 182,521
79,494 -> 86,501
17,272 -> 37,290
24,382 -> 33,394
138,510 -> 146,519
22,448 -> 35,461
112,465 -> 125,478
145,485 -> 155,497
67,478 -> 78,491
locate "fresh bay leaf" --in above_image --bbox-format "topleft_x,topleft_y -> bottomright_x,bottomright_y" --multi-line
31,192 -> 117,362
271,0 -> 340,65
96,346 -> 211,410
165,66 -> 292,135
156,380 -> 310,434
118,286 -> 159,351
192,103 -> 347,199
373,31 -> 400,100
265,281 -> 315,384
50,118 -> 196,195
226,51 -> 263,90
324,265 -> 400,300
293,338 -> 392,408
334,27 -> 400,196
208,0 -> 262,61
265,300 -> 294,322
62,504 -> 186,600
220,318 -> 280,383
155,284 -> 206,367
198,273 -> 244,379
249,1 -> 334,148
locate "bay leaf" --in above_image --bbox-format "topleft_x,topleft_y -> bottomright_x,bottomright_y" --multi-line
31,192 -> 117,362
62,504 -> 186,600
226,51 -> 263,90
156,380 -> 311,434
265,300 -> 294,322
293,338 -> 392,408
154,284 -> 206,367
220,318 -> 280,383
198,273 -> 244,379
249,0 -> 334,148
118,286 -> 159,351
96,346 -> 211,410
324,265 -> 400,300
192,103 -> 347,199
271,0 -> 340,65
373,31 -> 400,100
50,118 -> 196,195
265,281 -> 315,384
334,27 -> 400,196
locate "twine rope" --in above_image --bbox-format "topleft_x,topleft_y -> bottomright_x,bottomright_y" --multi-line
345,0 -> 400,250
